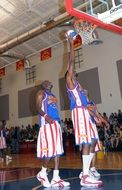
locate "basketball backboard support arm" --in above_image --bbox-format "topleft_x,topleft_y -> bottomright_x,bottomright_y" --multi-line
89,0 -> 109,16
65,0 -> 122,35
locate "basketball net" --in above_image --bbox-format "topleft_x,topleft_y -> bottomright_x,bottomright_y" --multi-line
74,19 -> 102,45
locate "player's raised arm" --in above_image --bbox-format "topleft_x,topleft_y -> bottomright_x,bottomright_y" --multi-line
67,37 -> 75,75
65,32 -> 77,89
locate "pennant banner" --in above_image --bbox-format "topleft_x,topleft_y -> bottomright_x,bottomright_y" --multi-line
40,48 -> 52,61
0,67 -> 5,77
16,60 -> 24,71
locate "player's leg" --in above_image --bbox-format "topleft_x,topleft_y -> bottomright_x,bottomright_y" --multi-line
51,126 -> 70,188
36,125 -> 51,187
81,142 -> 103,187
89,139 -> 101,179
51,156 -> 70,187
80,125 -> 103,187
36,157 -> 51,187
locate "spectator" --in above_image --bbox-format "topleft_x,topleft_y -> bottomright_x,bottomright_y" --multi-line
0,120 -> 12,162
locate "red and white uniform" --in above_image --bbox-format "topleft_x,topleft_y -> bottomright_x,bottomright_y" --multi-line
37,91 -> 64,158
72,107 -> 100,145
67,82 -> 100,149
37,121 -> 63,158
0,131 -> 7,149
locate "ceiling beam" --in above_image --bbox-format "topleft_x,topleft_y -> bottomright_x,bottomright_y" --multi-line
0,0 -> 100,55
0,14 -> 72,55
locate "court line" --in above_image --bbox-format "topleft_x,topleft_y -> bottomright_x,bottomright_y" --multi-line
31,172 -> 122,190
2,170 -> 122,183
32,184 -> 42,190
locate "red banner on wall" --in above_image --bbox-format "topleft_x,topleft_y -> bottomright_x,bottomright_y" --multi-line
16,60 -> 24,71
40,48 -> 52,61
0,67 -> 5,77
73,35 -> 82,49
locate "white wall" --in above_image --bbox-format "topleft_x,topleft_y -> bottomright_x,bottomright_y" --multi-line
1,29 -> 122,127
82,30 -> 122,115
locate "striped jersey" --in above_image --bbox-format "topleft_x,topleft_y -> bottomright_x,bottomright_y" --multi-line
66,81 -> 88,110
39,90 -> 60,126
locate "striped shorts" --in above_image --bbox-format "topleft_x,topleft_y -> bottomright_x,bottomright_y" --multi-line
71,107 -> 100,149
0,137 -> 7,149
89,119 -> 101,151
37,120 -> 64,158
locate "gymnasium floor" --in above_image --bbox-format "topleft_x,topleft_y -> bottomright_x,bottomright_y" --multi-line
0,152 -> 122,190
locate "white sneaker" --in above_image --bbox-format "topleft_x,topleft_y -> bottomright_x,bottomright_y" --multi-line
79,171 -> 83,179
51,177 -> 70,187
80,175 -> 103,187
6,155 -> 12,160
90,167 -> 101,179
36,171 -> 51,187
79,168 -> 100,180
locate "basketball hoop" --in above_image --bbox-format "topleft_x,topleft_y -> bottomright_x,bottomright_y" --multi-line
74,19 -> 103,45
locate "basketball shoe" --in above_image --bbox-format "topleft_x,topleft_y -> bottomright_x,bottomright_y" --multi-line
51,177 -> 70,187
6,155 -> 12,160
79,167 -> 100,180
90,167 -> 101,179
36,171 -> 51,187
80,175 -> 103,187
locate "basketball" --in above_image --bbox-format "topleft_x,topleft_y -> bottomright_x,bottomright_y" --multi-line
65,30 -> 77,39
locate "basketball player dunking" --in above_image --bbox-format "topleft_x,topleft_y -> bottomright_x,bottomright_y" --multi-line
65,33 -> 103,187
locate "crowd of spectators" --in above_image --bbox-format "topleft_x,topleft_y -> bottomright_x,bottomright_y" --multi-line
98,110 -> 122,152
2,109 -> 122,155
61,110 -> 122,153
4,124 -> 39,154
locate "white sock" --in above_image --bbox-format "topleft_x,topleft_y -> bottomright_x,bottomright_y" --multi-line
90,152 -> 95,168
53,170 -> 60,179
82,155 -> 91,175
41,166 -> 47,173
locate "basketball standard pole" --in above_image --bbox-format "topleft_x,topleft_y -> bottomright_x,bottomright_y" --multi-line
89,0 -> 109,16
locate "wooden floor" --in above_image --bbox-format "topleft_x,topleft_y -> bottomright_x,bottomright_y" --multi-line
0,151 -> 122,190
1,151 -> 122,170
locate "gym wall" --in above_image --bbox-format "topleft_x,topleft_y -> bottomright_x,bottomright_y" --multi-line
0,29 -> 122,126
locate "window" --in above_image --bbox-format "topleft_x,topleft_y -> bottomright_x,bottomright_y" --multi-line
74,47 -> 83,70
26,65 -> 36,85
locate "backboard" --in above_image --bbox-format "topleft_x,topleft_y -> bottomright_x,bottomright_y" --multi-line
65,0 -> 122,35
